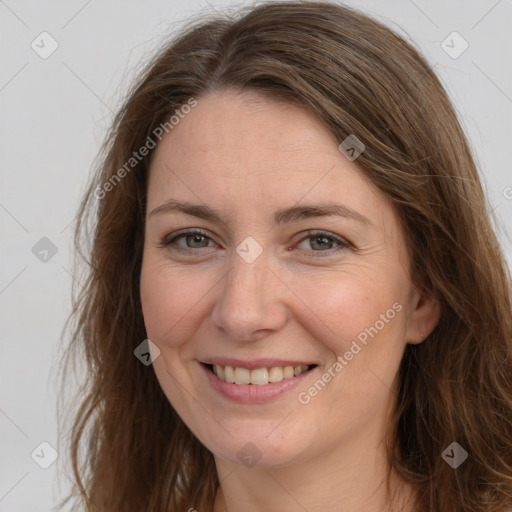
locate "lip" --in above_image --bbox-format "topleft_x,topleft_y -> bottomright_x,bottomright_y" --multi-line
200,357 -> 316,370
199,361 -> 317,403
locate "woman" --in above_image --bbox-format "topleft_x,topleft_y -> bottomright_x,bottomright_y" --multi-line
58,1 -> 512,511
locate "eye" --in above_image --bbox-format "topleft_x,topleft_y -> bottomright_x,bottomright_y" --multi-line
294,230 -> 350,257
159,229 -> 216,250
158,228 -> 351,257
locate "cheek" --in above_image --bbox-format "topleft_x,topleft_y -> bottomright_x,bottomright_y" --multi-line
140,258 -> 211,346
291,269 -> 404,355
293,274 -> 407,418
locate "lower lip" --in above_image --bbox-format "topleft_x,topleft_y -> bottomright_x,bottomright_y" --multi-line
201,363 -> 315,403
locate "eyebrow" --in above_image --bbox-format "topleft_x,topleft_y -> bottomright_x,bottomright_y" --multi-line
149,199 -> 372,226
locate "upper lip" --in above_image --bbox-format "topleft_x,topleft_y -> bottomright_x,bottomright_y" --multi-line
200,357 -> 317,370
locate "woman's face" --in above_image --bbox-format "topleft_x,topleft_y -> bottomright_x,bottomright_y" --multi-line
140,90 -> 439,468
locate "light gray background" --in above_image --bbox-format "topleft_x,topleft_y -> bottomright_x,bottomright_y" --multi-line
1,0 -> 511,510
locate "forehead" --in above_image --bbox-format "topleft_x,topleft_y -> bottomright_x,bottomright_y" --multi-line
147,90 -> 392,230
152,92 -> 360,186
162,94 -> 329,166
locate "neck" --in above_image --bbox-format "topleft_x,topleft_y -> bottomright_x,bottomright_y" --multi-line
212,429 -> 417,512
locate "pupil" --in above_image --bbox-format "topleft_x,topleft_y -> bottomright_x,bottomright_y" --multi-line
188,234 -> 206,247
313,236 -> 330,250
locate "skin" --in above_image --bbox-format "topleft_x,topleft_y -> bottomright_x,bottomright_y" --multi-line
140,89 -> 440,512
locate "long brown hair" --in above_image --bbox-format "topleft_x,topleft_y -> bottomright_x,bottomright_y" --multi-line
56,1 -> 512,511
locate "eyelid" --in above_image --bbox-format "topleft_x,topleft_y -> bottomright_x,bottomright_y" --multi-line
293,229 -> 351,256
161,228 -> 215,248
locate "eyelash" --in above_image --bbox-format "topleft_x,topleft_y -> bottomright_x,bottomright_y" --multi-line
158,229 -> 351,258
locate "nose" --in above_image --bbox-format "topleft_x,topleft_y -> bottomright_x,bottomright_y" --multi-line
211,244 -> 288,343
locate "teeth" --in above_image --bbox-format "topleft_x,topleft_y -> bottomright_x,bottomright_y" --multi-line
268,367 -> 283,382
224,365 -> 235,383
250,367 -> 269,385
283,365 -> 295,379
210,363 -> 311,385
234,367 -> 251,385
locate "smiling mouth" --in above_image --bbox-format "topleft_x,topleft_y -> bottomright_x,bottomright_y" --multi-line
203,363 -> 317,385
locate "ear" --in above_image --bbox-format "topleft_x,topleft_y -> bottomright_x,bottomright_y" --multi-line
405,286 -> 441,344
